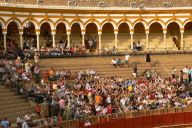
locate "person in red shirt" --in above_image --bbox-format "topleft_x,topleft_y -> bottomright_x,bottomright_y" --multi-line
35,104 -> 41,116
107,104 -> 113,114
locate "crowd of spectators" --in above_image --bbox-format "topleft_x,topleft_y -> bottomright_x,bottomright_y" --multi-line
1,54 -> 192,127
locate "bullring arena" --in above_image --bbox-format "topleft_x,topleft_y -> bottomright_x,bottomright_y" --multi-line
1,0 -> 192,128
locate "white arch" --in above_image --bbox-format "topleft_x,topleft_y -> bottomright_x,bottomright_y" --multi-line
0,21 -> 5,29
6,20 -> 22,29
148,21 -> 165,29
22,20 -> 38,29
133,21 -> 147,29
39,21 -> 54,30
183,20 -> 192,28
69,21 -> 84,29
85,21 -> 100,29
117,21 -> 133,29
55,21 -> 69,30
101,21 -> 117,29
166,21 -> 182,28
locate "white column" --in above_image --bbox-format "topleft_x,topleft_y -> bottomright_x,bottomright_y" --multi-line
81,29 -> 85,47
146,32 -> 149,51
82,34 -> 85,46
3,34 -> 6,51
52,34 -> 55,47
163,32 -> 166,51
114,33 -> 118,49
180,31 -> 184,51
19,33 -> 23,49
98,34 -> 102,51
36,34 -> 40,50
66,34 -> 70,49
130,33 -> 134,50
66,29 -> 71,49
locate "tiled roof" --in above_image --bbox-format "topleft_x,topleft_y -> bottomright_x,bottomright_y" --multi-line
1,0 -> 192,8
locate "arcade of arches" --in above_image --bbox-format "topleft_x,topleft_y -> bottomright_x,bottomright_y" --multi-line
1,12 -> 192,52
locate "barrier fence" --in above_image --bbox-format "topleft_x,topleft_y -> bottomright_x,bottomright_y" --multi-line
46,107 -> 192,128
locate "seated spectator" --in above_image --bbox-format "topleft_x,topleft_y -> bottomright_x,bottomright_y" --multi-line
104,46 -> 110,54
116,58 -> 122,68
84,120 -> 91,126
111,58 -> 117,67
136,41 -> 142,51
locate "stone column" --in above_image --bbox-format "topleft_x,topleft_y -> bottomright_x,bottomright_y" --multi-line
51,29 -> 56,48
2,29 -> 7,51
130,29 -> 134,50
114,29 -> 118,49
19,29 -> 23,49
81,29 -> 86,46
180,28 -> 184,51
145,29 -> 149,51
98,29 -> 102,52
163,29 -> 167,51
66,29 -> 71,48
36,29 -> 40,50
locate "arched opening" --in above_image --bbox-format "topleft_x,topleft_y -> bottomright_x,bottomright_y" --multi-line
71,23 -> 81,48
56,23 -> 67,47
85,23 -> 98,50
118,23 -> 130,50
23,23 -> 36,49
40,22 -> 51,48
7,21 -> 20,49
167,22 -> 180,50
102,23 -> 114,50
184,22 -> 192,49
149,22 -> 163,50
134,23 -> 145,51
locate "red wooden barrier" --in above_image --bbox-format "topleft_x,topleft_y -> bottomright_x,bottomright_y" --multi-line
151,114 -> 161,127
131,117 -> 141,128
161,113 -> 173,126
184,112 -> 192,124
80,112 -> 192,128
173,113 -> 183,125
142,116 -> 152,128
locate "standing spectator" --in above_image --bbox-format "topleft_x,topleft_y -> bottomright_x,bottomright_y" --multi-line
34,65 -> 40,83
35,104 -> 41,117
133,65 -> 137,78
88,39 -> 93,51
172,67 -> 176,78
145,52 -> 151,67
34,53 -> 39,64
145,69 -> 151,80
58,97 -> 65,116
125,54 -> 130,67
188,67 -> 192,83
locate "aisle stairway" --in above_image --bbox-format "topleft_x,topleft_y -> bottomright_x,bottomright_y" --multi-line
38,54 -> 192,79
0,85 -> 35,127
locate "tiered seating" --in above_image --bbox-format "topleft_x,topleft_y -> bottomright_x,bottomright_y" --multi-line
0,85 -> 35,127
39,54 -> 192,79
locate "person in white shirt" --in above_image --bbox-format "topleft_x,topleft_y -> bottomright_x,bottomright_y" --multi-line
85,120 -> 91,126
183,66 -> 188,74
17,115 -> 23,127
172,67 -> 176,78
88,39 -> 93,50
111,58 -> 117,67
24,112 -> 31,121
125,54 -> 130,67
22,120 -> 29,128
